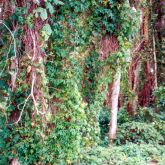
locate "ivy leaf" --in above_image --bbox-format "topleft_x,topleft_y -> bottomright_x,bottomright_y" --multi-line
40,9 -> 48,21
53,0 -> 64,5
46,2 -> 55,15
34,7 -> 48,21
41,24 -> 52,41
0,80 -> 8,90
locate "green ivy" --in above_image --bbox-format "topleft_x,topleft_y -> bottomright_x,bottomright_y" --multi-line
0,0 -> 143,164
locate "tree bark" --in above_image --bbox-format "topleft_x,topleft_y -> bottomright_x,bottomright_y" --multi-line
10,158 -> 20,165
109,68 -> 121,142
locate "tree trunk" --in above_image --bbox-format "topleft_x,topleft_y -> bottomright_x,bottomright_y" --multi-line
10,158 -> 20,165
109,68 -> 121,142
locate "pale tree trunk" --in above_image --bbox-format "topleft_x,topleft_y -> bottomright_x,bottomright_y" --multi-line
10,158 -> 20,165
109,68 -> 121,143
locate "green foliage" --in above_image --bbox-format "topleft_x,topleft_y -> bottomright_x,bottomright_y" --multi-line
154,120 -> 165,143
133,107 -> 165,139
116,121 -> 164,145
53,0 -> 64,5
34,7 -> 48,21
117,1 -> 141,40
41,24 -> 53,41
97,106 -> 165,147
117,107 -> 130,124
153,86 -> 165,111
99,107 -> 130,145
79,144 -> 165,165
0,0 -> 145,164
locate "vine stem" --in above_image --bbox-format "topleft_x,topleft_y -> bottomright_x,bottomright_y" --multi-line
0,20 -> 18,91
15,94 -> 31,124
10,72 -> 45,124
8,71 -> 44,125
30,29 -> 45,115
31,72 -> 45,115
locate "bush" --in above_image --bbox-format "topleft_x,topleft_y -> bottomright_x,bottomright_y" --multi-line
154,120 -> 165,144
116,122 -> 164,145
133,107 -> 155,122
132,107 -> 165,144
99,107 -> 110,141
78,144 -> 165,165
153,86 -> 165,111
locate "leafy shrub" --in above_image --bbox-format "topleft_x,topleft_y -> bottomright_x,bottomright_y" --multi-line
154,120 -> 165,144
153,86 -> 165,111
117,107 -> 130,124
99,107 -> 110,139
132,107 -> 165,144
78,144 -> 165,165
133,107 -> 155,122
116,122 -> 164,145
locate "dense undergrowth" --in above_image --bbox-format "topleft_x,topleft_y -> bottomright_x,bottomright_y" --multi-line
79,144 -> 165,165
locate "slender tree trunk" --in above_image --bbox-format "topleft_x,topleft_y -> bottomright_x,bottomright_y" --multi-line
109,68 -> 121,143
10,158 -> 20,165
